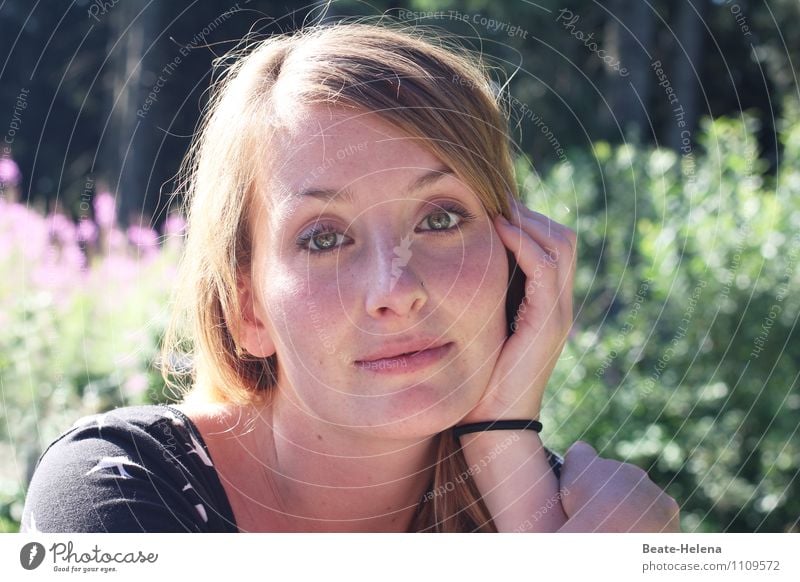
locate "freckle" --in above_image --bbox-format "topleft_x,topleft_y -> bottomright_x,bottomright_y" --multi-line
317,434 -> 323,440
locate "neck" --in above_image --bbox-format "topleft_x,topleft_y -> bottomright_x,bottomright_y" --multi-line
259,387 -> 438,532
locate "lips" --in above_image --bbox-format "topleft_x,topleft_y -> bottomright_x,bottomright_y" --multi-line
354,341 -> 454,374
355,338 -> 451,364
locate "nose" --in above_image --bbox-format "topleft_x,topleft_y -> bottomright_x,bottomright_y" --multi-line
364,234 -> 428,318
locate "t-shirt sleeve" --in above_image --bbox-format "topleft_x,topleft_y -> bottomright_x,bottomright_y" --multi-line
20,409 -> 231,533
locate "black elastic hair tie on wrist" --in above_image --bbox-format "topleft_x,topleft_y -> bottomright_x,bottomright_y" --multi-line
453,419 -> 542,439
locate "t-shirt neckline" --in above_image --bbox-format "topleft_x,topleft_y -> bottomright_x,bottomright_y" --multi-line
157,403 -> 241,532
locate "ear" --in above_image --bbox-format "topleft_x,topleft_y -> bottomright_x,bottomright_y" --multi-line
235,270 -> 276,359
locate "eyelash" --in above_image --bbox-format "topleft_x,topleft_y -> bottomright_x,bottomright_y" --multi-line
295,201 -> 478,255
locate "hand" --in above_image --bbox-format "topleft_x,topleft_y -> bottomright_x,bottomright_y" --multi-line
459,192 -> 576,424
557,441 -> 681,532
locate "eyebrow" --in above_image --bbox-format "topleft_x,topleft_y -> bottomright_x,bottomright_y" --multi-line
295,164 -> 454,203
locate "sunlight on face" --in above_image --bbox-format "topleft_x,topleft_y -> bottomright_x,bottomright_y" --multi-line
249,105 -> 510,437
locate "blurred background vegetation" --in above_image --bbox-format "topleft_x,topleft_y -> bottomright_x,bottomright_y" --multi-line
0,0 -> 797,532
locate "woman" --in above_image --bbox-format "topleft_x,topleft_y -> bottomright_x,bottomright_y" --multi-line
21,21 -> 679,533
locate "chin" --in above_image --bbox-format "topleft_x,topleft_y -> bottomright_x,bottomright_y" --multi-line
345,378 -> 483,439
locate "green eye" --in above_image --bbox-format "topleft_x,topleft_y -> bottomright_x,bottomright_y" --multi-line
296,201 -> 477,256
310,231 -> 340,251
425,211 -> 454,230
296,224 -> 348,254
417,201 -> 477,232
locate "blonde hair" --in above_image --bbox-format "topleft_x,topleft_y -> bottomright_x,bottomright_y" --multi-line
160,19 -> 521,532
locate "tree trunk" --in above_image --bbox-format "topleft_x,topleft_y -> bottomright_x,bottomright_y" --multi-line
103,0 -> 158,228
667,0 -> 708,151
605,0 -> 657,142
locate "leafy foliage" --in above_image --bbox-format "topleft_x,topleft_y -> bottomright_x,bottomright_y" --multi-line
537,111 -> 799,532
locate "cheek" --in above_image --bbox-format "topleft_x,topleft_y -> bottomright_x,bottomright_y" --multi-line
260,261 -> 356,375
443,229 -> 508,305
442,231 -> 509,341
259,264 -> 321,347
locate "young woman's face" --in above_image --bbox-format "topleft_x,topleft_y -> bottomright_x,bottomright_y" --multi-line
246,105 -> 510,437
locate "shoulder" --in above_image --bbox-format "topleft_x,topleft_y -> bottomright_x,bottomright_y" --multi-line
37,405 -> 208,477
21,405 -> 237,533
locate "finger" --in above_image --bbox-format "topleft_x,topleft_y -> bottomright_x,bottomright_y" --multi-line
515,214 -> 576,299
495,209 -> 576,344
507,197 -> 574,238
498,214 -> 575,322
495,213 -> 551,264
512,212 -> 576,267
631,490 -> 682,533
503,200 -> 575,265
495,216 -> 561,307
509,206 -> 578,279
561,441 -> 603,494
563,441 -> 598,468
663,497 -> 682,533
495,218 -> 569,348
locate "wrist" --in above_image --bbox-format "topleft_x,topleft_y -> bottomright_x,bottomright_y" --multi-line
457,410 -> 541,429
454,418 -> 541,439
458,401 -> 541,425
458,429 -> 542,449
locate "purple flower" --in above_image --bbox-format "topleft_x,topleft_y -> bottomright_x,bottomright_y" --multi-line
127,224 -> 159,257
77,218 -> 98,244
0,157 -> 21,186
30,242 -> 86,303
107,227 -> 126,253
62,243 -> 87,272
163,213 -> 186,237
94,191 -> 116,229
46,213 -> 76,245
99,254 -> 139,282
2,203 -> 49,263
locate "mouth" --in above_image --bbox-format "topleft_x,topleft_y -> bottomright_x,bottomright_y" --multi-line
354,342 -> 454,373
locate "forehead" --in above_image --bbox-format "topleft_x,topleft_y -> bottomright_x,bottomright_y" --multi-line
264,105 -> 446,208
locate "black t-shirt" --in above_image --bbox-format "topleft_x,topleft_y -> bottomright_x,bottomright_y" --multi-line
21,404 -> 563,533
21,404 -> 238,533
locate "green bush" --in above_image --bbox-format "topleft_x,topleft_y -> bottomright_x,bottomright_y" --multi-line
535,111 -> 799,532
